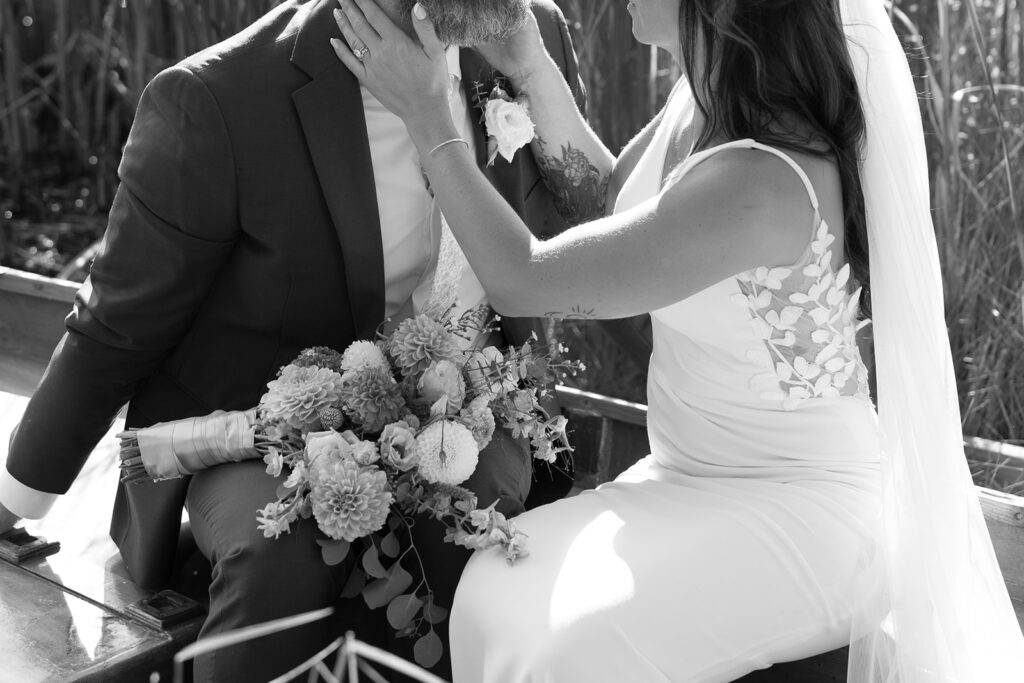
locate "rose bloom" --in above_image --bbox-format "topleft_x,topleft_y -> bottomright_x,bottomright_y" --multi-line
418,360 -> 467,415
484,98 -> 535,163
305,430 -> 354,476
379,420 -> 420,471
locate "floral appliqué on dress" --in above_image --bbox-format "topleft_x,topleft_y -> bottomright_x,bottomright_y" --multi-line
732,220 -> 871,410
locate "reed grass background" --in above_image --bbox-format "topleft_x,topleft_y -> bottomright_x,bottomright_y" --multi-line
0,0 -> 1021,450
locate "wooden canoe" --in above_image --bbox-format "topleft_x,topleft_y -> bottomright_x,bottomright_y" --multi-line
2,265 -> 1023,681
0,267 -> 204,682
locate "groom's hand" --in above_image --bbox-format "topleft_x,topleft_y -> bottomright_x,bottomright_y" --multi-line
0,500 -> 21,535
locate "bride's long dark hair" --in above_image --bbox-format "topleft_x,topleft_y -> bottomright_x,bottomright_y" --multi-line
679,0 -> 869,308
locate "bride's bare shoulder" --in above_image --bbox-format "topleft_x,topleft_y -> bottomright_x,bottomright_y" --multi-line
664,147 -> 830,266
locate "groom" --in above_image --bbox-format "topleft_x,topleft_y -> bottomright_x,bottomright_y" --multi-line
0,0 -> 584,679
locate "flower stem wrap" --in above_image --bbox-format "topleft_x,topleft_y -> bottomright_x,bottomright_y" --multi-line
129,409 -> 260,480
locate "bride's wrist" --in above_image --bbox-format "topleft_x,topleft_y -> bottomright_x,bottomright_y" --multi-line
406,113 -> 462,158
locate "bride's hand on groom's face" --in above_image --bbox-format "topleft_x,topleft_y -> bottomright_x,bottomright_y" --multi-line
332,0 -> 450,126
474,12 -> 547,88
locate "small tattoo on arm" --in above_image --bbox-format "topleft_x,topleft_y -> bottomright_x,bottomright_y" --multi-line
544,305 -> 597,320
536,139 -> 610,226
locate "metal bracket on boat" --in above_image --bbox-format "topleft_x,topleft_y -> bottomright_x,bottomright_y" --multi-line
126,589 -> 205,630
0,527 -> 60,564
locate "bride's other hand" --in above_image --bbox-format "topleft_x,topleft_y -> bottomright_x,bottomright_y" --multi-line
474,12 -> 548,88
331,0 -> 450,129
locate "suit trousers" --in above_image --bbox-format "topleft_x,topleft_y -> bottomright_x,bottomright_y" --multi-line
186,430 -> 531,682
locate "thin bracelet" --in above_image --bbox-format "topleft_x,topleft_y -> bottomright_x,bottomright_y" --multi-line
428,137 -> 469,157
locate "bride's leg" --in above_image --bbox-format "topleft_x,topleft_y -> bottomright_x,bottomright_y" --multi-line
450,472 -> 878,683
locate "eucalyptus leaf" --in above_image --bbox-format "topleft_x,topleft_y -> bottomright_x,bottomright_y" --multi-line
380,531 -> 400,558
423,600 -> 449,624
386,593 -> 423,630
363,564 -> 413,609
317,538 -> 350,566
413,630 -> 444,669
340,567 -> 366,599
362,545 -> 388,579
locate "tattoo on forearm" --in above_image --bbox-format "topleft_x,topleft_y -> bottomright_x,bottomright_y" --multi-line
536,139 -> 610,225
543,305 -> 597,320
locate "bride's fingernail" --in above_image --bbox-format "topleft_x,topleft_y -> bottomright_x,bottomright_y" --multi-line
413,3 -> 427,20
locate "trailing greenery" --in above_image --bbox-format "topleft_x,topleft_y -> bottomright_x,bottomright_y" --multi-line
0,0 -> 1021,450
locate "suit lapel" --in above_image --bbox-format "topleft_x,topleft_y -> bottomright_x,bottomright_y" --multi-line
291,0 -> 384,340
459,48 -> 526,206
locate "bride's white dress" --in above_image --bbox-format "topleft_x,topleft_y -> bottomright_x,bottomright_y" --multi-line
449,89 -> 884,682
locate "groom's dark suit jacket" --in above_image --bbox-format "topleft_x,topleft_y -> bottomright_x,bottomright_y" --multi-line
7,0 -> 584,588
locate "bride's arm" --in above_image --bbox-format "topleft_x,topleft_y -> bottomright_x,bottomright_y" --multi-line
416,139 -> 808,319
476,13 -> 614,225
513,55 -> 613,225
332,0 -> 810,319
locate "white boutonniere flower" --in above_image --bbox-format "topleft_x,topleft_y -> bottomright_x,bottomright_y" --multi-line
479,84 -> 535,166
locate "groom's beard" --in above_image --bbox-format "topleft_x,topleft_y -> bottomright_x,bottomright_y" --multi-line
401,0 -> 530,46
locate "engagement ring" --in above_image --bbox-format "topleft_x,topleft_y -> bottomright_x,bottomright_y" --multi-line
353,44 -> 369,61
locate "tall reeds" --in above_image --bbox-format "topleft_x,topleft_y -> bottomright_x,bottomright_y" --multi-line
0,0 -> 286,211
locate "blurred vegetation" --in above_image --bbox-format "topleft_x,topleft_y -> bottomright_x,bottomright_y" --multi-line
0,0 -> 1022,450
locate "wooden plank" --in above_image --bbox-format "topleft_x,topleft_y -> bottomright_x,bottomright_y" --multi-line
0,270 -> 75,364
736,647 -> 848,682
0,266 -> 79,303
979,487 -> 1024,603
555,385 -> 647,426
0,558 -> 172,683
966,437 -> 1024,463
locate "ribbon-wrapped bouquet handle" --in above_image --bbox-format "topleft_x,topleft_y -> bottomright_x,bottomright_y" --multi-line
118,409 -> 264,483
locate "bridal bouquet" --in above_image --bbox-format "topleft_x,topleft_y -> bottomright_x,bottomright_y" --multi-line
118,310 -> 575,667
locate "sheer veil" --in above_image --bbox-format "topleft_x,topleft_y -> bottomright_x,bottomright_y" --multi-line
840,0 -> 1024,680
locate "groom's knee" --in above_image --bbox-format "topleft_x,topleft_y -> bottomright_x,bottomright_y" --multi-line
212,522 -> 341,617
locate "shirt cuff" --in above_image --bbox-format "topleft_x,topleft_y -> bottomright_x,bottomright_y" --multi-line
0,466 -> 58,519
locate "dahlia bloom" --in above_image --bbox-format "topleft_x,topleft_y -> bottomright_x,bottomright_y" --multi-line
387,315 -> 464,377
260,364 -> 345,432
341,340 -> 389,373
310,459 -> 392,542
416,421 -> 479,486
339,366 -> 406,433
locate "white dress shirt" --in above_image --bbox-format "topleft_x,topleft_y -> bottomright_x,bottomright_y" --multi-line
363,47 -> 486,329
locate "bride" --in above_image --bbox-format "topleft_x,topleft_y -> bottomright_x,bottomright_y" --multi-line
331,0 -> 1024,680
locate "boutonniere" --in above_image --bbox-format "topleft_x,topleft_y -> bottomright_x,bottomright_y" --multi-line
471,75 -> 536,167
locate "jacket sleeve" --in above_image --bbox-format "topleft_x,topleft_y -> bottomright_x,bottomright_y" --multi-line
1,65 -> 240,517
